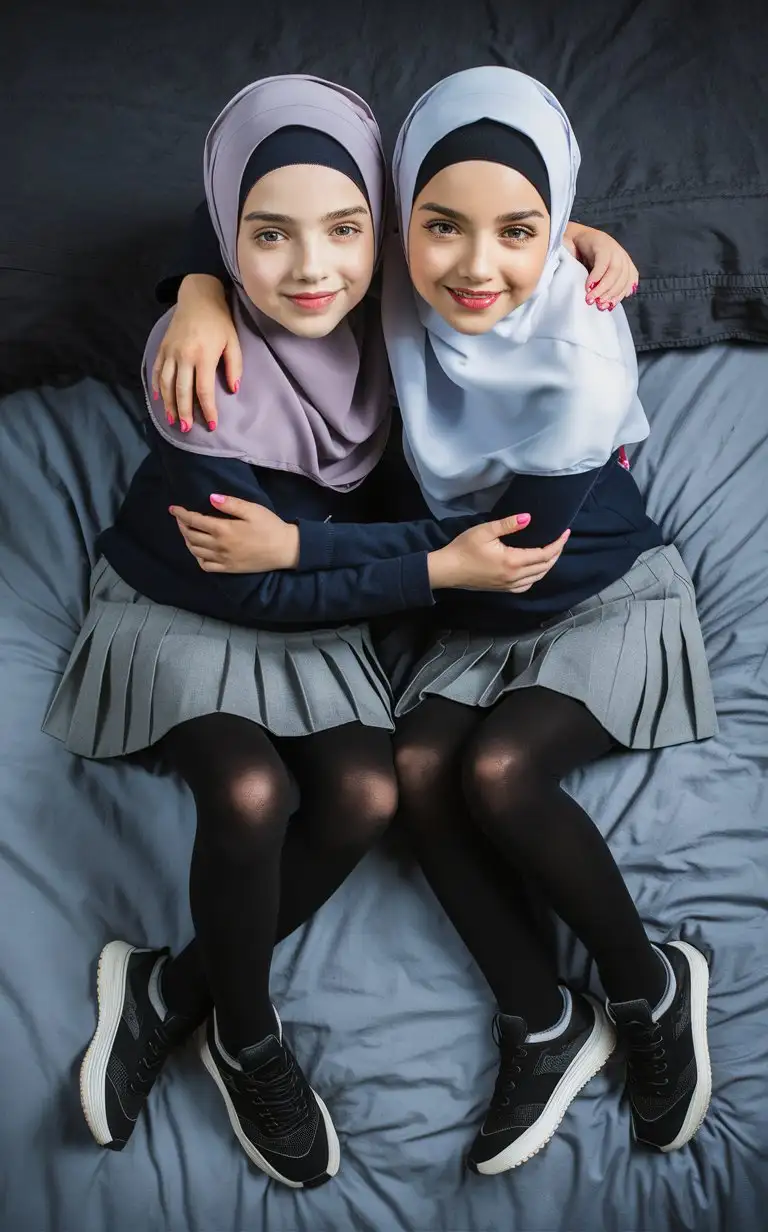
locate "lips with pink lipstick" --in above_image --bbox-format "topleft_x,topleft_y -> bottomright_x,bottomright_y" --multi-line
285,290 -> 341,312
447,287 -> 504,311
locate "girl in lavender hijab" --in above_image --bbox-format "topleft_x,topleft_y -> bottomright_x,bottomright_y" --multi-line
43,75 -> 567,1187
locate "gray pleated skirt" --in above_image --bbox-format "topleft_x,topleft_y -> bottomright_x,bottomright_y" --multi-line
395,544 -> 718,750
43,558 -> 394,759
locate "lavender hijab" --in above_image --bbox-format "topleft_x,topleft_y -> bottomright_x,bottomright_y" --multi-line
143,76 -> 390,490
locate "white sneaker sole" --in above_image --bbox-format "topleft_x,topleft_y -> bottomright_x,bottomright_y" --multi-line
657,940 -> 712,1152
197,1020 -> 341,1187
79,939 -> 145,1147
474,998 -> 616,1175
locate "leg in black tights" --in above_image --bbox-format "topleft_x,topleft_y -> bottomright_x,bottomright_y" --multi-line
161,713 -> 292,1052
463,686 -> 666,1008
395,698 -> 564,1032
160,714 -> 397,1051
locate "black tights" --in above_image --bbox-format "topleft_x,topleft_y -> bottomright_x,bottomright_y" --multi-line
159,713 -> 397,1054
396,688 -> 665,1031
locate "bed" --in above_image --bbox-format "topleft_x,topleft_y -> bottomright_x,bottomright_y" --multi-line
1,342 -> 766,1231
2,1 -> 767,1228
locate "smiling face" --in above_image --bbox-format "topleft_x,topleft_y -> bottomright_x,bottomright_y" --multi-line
407,159 -> 551,335
236,162 -> 375,337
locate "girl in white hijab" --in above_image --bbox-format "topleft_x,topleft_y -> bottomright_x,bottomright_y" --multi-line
382,67 -> 716,1174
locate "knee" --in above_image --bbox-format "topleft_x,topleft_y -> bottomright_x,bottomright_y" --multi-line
321,768 -> 399,848
463,738 -> 536,828
394,742 -> 447,808
206,764 -> 293,845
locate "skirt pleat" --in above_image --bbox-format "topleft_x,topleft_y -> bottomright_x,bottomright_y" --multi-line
395,544 -> 718,751
43,560 -> 394,759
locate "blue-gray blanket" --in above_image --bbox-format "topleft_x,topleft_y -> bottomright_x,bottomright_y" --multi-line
1,345 -> 766,1231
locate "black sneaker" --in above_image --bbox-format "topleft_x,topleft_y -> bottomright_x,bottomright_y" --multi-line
467,990 -> 615,1175
609,940 -> 711,1152
80,940 -> 194,1150
198,1012 -> 340,1188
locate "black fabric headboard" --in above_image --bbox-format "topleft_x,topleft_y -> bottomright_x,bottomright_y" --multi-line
2,0 -> 766,395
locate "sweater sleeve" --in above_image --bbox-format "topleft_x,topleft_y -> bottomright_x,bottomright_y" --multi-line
297,465 -> 607,569
155,202 -> 230,305
153,435 -> 434,623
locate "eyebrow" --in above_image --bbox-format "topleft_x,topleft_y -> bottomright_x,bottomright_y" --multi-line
243,205 -> 369,223
418,202 -> 545,223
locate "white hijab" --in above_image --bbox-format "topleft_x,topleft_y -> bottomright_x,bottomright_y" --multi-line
381,66 -> 649,517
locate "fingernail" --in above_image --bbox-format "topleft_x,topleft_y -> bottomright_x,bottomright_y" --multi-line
516,513 -> 531,526
233,380 -> 240,393
588,281 -> 598,291
166,412 -> 174,425
168,506 -> 175,514
586,295 -> 595,305
210,493 -> 226,506
208,421 -> 217,432
180,421 -> 190,433
608,302 -> 615,311
152,389 -> 159,402
631,281 -> 639,294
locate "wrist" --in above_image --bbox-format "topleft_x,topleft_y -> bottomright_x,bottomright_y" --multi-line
427,546 -> 459,590
178,273 -> 227,307
281,524 -> 300,570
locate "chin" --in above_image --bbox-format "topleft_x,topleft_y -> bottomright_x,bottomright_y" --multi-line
443,312 -> 499,336
279,310 -> 344,339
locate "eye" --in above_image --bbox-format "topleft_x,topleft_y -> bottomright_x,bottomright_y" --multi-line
254,229 -> 286,246
331,224 -> 362,239
502,226 -> 535,243
425,220 -> 458,238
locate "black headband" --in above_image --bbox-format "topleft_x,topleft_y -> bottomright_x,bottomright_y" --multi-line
413,119 -> 551,213
238,125 -> 369,215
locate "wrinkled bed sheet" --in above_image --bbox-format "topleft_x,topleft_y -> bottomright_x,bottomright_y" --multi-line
1,345 -> 766,1231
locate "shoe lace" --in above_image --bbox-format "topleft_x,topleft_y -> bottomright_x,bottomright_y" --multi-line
622,1019 -> 669,1091
130,1022 -> 177,1095
490,1017 -> 529,1110
242,1048 -> 310,1137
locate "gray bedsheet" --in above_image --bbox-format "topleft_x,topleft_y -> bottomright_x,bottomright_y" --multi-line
1,348 -> 766,1231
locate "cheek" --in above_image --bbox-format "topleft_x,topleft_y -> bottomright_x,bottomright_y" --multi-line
509,243 -> 549,291
408,235 -> 452,300
236,243 -> 284,308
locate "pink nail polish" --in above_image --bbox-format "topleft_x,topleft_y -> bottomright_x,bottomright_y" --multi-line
208,421 -> 217,432
631,281 -> 639,294
588,281 -> 598,291
516,512 -> 531,526
180,421 -> 190,433
152,389 -> 159,402
166,412 -> 174,425
608,302 -> 615,311
233,380 -> 240,393
210,493 -> 226,506
586,295 -> 595,305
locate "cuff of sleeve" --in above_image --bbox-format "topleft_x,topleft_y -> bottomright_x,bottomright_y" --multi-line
399,551 -> 435,608
296,519 -> 335,571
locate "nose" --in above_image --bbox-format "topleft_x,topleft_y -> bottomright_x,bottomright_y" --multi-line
292,235 -> 328,285
457,234 -> 495,285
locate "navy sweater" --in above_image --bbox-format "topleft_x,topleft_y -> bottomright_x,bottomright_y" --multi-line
98,428 -> 435,631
